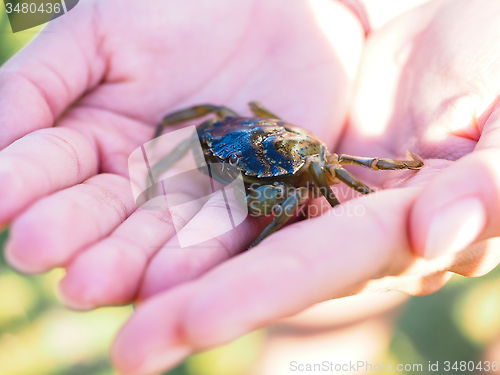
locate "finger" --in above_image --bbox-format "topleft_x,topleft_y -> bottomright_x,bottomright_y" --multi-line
137,218 -> 264,300
0,127 -> 98,225
137,188 -> 267,300
111,188 -> 422,374
111,284 -> 197,375
59,150 -> 247,308
410,148 -> 500,259
476,100 -> 500,151
57,158 -> 231,308
5,173 -> 135,274
0,4 -> 105,148
59,188 -> 265,309
58,194 -> 201,310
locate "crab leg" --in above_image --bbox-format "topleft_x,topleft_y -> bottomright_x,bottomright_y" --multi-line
330,167 -> 374,195
154,104 -> 239,139
308,161 -> 341,207
248,101 -> 283,120
144,137 -> 195,201
249,191 -> 303,248
150,137 -> 193,182
337,151 -> 424,171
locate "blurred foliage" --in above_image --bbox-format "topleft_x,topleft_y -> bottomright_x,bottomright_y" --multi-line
1,8 -> 500,375
388,269 -> 500,374
185,330 -> 265,375
0,3 -> 45,65
0,229 -> 132,375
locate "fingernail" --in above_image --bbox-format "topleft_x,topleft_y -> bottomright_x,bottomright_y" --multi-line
57,282 -> 94,311
425,197 -> 486,259
129,346 -> 190,375
3,239 -> 36,275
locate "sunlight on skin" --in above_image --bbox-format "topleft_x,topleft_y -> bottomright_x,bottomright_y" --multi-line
310,0 -> 364,81
421,96 -> 478,144
350,0 -> 442,138
363,0 -> 433,29
278,292 -> 409,328
345,0 -> 436,138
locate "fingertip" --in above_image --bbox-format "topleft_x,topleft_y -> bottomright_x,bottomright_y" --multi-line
111,287 -> 196,375
59,240 -> 146,309
111,343 -> 190,375
58,257 -> 109,311
4,220 -> 61,274
4,239 -> 43,275
110,317 -> 149,374
424,197 -> 486,259
410,150 -> 500,259
57,281 -> 96,311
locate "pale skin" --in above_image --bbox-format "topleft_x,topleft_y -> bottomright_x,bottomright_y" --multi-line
2,0 -> 500,374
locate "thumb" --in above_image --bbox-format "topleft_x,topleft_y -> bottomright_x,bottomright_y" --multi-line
410,105 -> 500,260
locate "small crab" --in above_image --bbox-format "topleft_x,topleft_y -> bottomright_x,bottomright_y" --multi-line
152,102 -> 423,247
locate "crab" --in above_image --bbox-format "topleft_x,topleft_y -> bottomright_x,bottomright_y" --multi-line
151,101 -> 424,247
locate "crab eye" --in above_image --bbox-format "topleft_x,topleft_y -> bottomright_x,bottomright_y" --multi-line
229,154 -> 239,165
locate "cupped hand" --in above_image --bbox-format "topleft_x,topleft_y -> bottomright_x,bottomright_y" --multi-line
1,0 -> 365,362
107,0 -> 500,374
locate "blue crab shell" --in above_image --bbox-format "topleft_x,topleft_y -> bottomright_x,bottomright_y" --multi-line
200,117 -> 325,178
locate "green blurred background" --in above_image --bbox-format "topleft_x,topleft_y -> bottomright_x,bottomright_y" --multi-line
1,9 -> 500,375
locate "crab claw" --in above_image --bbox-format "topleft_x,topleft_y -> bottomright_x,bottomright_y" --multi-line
405,151 -> 425,170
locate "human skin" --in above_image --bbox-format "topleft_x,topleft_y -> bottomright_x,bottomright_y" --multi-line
2,0 -> 500,374
2,0 -> 363,282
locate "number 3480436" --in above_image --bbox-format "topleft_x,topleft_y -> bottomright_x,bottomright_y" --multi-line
5,2 -> 61,14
